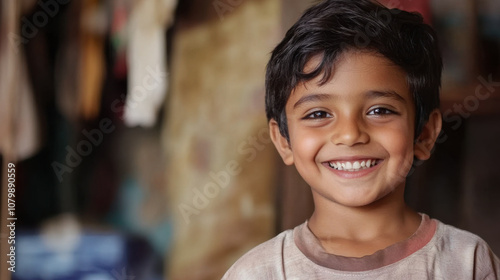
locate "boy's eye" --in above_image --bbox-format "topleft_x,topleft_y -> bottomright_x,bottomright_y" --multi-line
304,111 -> 332,119
367,107 -> 396,116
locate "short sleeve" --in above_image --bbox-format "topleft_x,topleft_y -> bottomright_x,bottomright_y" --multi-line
222,231 -> 291,280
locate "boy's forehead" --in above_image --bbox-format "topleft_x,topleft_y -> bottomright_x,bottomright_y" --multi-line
303,50 -> 396,73
290,51 -> 412,104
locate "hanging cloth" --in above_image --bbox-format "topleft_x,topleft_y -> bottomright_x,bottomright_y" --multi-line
0,0 -> 42,161
110,0 -> 128,80
124,0 -> 177,127
54,0 -> 106,123
79,0 -> 107,120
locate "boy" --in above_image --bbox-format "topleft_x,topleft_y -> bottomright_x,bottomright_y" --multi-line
223,0 -> 500,279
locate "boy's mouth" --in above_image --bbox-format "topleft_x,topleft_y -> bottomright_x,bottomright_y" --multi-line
327,159 -> 382,172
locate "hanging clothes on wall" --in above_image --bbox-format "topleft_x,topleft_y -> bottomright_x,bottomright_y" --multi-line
124,0 -> 177,127
79,0 -> 107,120
0,0 -> 42,161
55,0 -> 107,123
110,0 -> 129,81
54,0 -> 81,124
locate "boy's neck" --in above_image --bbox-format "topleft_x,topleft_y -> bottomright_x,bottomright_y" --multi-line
307,187 -> 421,258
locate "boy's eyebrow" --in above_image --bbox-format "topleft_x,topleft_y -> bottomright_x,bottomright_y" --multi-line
365,90 -> 406,104
293,93 -> 333,109
292,90 -> 406,109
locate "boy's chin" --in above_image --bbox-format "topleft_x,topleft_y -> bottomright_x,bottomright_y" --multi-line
318,189 -> 401,209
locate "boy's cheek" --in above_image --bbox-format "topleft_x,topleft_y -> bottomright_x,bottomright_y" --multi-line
389,152 -> 415,184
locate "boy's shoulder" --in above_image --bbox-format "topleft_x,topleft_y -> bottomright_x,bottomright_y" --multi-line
434,218 -> 493,249
422,218 -> 500,279
432,219 -> 499,257
222,226 -> 298,279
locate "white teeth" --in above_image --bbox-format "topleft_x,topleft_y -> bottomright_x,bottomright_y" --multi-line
327,159 -> 379,171
345,162 -> 352,169
353,161 -> 360,169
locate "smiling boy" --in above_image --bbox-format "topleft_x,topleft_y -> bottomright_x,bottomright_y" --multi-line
223,0 -> 500,279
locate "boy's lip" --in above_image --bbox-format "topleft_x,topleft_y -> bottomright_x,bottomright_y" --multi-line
322,156 -> 383,166
321,157 -> 384,179
321,156 -> 384,177
324,156 -> 382,162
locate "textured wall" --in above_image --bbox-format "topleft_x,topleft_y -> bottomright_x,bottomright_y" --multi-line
163,0 -> 281,279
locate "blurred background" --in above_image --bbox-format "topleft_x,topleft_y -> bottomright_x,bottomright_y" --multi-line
0,0 -> 499,279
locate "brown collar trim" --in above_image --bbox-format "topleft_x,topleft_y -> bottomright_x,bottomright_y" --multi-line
293,214 -> 437,271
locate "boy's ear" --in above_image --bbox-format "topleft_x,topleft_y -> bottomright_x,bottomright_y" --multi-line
269,119 -> 294,165
414,109 -> 442,160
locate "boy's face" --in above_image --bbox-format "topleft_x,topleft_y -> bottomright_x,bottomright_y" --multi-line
270,51 -> 440,208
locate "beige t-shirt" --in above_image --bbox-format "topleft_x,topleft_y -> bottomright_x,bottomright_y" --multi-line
223,214 -> 500,279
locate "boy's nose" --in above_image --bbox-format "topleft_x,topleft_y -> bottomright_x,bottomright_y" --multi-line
330,116 -> 369,146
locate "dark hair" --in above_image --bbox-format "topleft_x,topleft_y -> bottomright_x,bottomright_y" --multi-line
265,0 -> 442,141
